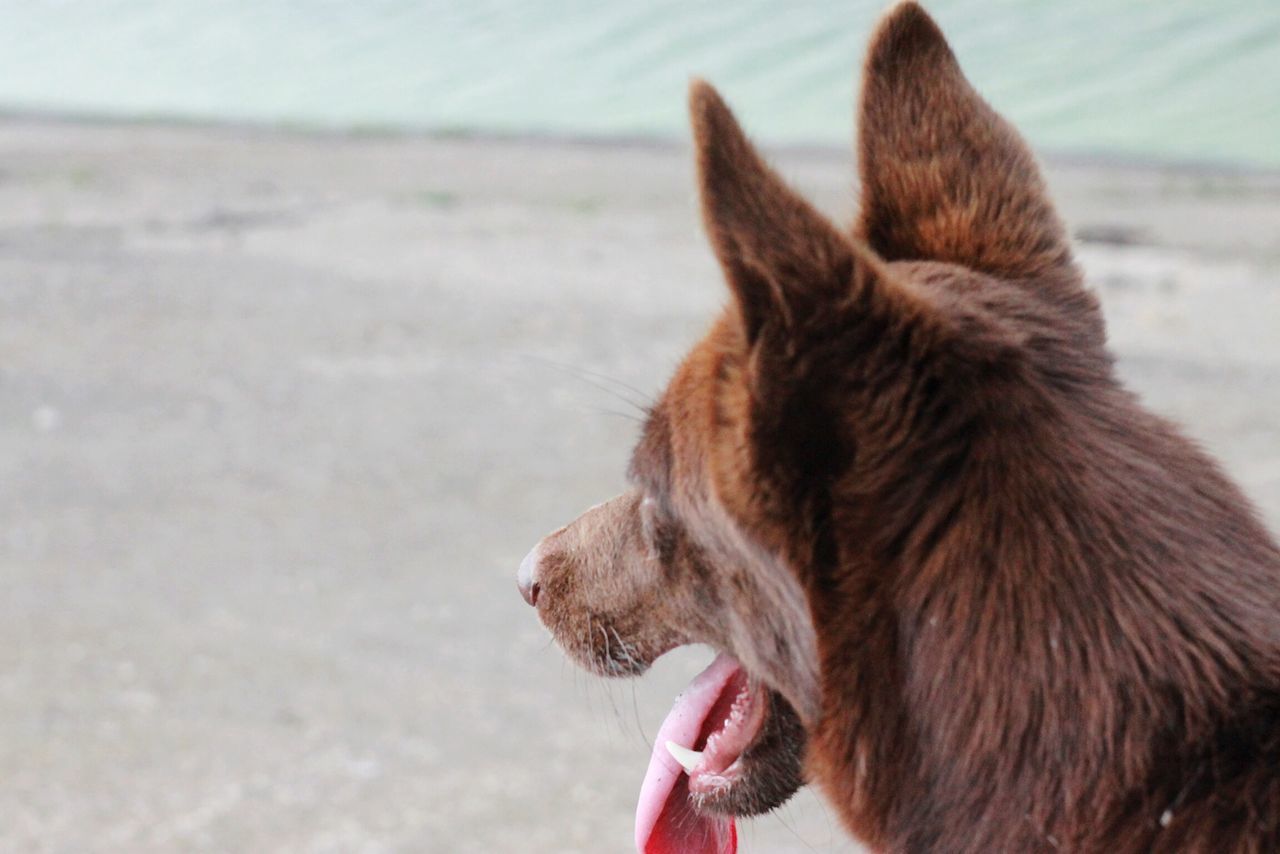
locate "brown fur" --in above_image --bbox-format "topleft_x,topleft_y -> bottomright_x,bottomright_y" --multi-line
520,3 -> 1280,850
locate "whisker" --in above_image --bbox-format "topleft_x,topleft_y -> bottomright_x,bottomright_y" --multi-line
771,801 -> 821,852
630,682 -> 650,751
584,406 -> 647,424
521,353 -> 655,414
599,622 -> 614,670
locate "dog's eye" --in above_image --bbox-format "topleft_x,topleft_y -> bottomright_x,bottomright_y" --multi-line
640,494 -> 667,549
639,494 -> 677,563
639,495 -> 659,541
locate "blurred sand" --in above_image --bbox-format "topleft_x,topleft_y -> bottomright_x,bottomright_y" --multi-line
1,118 -> 1278,853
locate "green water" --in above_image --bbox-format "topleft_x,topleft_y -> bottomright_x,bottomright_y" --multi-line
2,1 -> 1278,167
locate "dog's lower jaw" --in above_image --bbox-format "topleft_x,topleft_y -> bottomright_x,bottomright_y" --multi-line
690,689 -> 807,819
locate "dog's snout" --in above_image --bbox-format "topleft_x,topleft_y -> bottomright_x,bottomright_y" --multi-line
517,545 -> 542,607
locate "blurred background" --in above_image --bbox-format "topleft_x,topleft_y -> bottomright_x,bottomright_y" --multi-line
1,2 -> 1277,852
3,0 -> 1280,166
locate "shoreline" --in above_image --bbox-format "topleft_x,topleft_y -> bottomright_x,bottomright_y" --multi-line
4,107 -> 1280,180
4,110 -> 1276,265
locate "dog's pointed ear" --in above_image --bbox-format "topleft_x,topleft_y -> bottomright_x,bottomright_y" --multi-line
856,2 -> 1072,282
690,80 -> 860,345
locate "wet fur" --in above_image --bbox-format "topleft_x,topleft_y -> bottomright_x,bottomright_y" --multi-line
524,3 -> 1280,850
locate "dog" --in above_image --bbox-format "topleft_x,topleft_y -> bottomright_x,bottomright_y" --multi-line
517,3 -> 1280,851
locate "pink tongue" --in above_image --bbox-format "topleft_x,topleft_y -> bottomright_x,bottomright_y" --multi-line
635,653 -> 741,854
640,777 -> 735,854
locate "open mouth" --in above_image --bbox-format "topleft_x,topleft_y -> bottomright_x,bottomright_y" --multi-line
635,652 -> 800,854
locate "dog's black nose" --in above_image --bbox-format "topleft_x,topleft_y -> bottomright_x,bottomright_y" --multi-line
517,545 -> 542,607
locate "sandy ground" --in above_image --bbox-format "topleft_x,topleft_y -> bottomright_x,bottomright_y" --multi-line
1,118 -> 1278,853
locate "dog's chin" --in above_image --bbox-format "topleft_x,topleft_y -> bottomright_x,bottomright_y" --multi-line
689,688 -> 806,819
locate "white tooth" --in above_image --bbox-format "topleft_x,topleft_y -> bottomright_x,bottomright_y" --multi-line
665,741 -> 704,774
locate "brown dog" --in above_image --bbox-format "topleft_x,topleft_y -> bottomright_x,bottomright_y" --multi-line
518,3 -> 1280,851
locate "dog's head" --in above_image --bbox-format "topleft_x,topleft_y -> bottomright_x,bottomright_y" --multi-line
519,3 -> 1105,851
